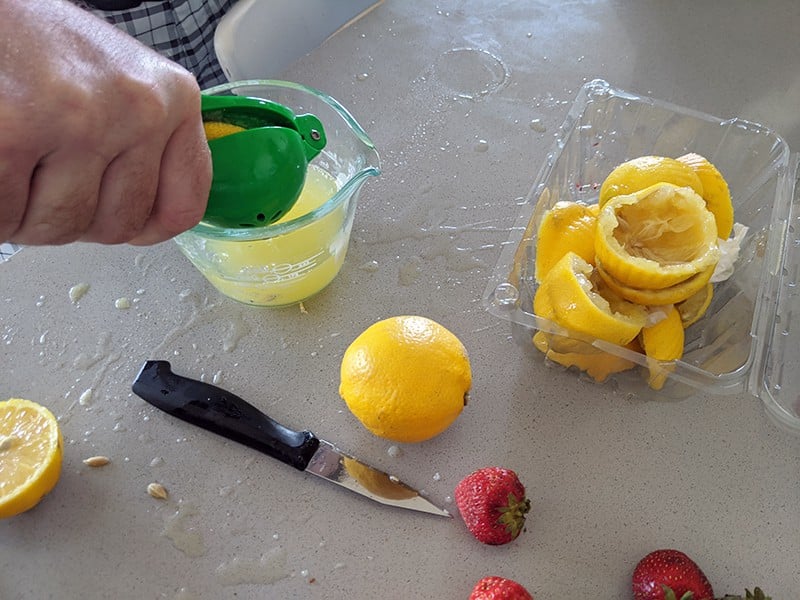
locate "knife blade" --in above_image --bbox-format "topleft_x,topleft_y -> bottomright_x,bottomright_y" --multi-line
131,360 -> 451,518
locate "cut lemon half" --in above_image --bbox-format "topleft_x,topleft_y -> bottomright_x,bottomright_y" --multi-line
640,306 -> 684,390
677,153 -> 734,240
535,252 -> 647,346
595,261 -> 715,306
595,183 -> 720,290
676,282 -> 714,328
535,201 -> 598,282
598,155 -> 704,208
0,398 -> 63,519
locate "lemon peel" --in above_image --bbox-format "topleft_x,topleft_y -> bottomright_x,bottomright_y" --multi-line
640,306 -> 685,390
534,252 -> 647,346
598,155 -> 704,208
676,282 -> 714,328
677,153 -> 734,240
535,201 -> 598,282
339,316 -> 471,443
595,261 -> 715,306
533,331 -> 639,382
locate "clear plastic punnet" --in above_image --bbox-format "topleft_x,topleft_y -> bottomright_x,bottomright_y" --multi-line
485,79 -> 800,435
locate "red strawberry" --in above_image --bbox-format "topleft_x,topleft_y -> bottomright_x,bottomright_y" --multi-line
632,549 -> 714,600
455,466 -> 530,545
469,576 -> 533,600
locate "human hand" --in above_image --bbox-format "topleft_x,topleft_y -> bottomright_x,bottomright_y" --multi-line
0,0 -> 212,245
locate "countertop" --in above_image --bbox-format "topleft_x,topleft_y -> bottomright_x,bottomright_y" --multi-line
3,1 -> 800,598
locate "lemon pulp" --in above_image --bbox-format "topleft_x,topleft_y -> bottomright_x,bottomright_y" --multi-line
595,183 -> 720,290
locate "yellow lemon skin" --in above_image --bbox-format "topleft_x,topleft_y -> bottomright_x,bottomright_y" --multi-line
595,183 -> 720,290
596,262 -> 716,306
0,399 -> 63,519
535,252 -> 647,346
677,153 -> 734,240
598,155 -> 704,208
640,306 -> 685,390
339,316 -> 471,443
203,121 -> 246,140
675,282 -> 714,328
535,201 -> 598,282
533,331 -> 639,383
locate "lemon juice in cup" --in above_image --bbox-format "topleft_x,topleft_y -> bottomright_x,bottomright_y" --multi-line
199,165 -> 341,305
175,80 -> 380,307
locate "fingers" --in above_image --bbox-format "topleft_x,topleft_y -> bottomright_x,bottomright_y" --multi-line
80,145 -> 161,244
127,114 -> 212,246
0,0 -> 212,247
5,150 -> 105,245
0,145 -> 35,243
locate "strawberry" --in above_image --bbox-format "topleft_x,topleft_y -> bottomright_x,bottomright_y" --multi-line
469,576 -> 533,600
632,549 -> 714,600
455,466 -> 530,545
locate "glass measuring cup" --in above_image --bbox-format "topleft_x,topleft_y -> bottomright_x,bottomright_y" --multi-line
175,80 -> 381,307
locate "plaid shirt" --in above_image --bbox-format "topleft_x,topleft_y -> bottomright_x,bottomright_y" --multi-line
73,0 -> 236,88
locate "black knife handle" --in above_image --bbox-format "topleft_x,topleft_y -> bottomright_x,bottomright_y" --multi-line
132,360 -> 320,470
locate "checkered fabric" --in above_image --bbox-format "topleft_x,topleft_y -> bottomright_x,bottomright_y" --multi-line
0,243 -> 22,262
74,0 -> 236,88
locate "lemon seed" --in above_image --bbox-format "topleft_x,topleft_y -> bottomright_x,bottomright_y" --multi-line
147,482 -> 168,500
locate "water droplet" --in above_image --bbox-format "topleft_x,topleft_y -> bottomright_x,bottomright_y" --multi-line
432,472 -> 441,481
359,260 -> 379,272
529,118 -> 546,133
114,297 -> 131,310
474,139 -> 490,152
150,456 -> 164,467
435,47 -> 509,100
387,445 -> 401,458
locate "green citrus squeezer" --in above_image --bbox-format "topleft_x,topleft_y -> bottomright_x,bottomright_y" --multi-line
200,94 -> 327,229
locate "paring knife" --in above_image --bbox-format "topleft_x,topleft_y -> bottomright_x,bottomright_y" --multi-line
132,360 -> 451,518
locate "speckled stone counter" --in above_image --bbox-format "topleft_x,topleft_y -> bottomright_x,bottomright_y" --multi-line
3,1 -> 800,598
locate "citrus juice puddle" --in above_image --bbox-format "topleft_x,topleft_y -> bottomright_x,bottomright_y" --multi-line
195,165 -> 345,306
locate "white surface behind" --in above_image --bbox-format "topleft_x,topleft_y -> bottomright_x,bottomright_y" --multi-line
214,0 -> 383,81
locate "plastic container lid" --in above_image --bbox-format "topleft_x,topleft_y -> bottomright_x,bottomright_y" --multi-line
484,79 -> 800,435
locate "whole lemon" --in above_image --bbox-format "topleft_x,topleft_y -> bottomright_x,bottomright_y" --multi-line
339,316 -> 471,443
